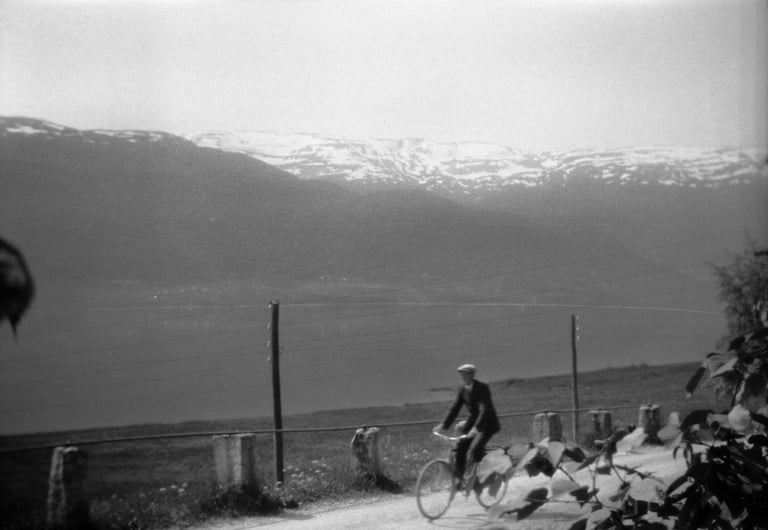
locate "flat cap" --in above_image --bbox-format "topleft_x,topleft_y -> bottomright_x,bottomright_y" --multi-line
457,364 -> 477,374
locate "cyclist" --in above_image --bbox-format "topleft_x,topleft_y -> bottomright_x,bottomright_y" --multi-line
434,364 -> 500,487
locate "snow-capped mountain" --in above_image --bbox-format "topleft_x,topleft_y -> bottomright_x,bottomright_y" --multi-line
186,131 -> 767,196
1,115 -> 764,304
0,116 -> 192,147
3,117 -> 763,198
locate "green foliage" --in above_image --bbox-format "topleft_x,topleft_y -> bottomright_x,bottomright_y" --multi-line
712,242 -> 768,340
660,428 -> 768,529
489,413 -> 768,529
90,484 -> 199,530
198,483 -> 297,518
87,482 -> 296,530
563,418 -> 768,529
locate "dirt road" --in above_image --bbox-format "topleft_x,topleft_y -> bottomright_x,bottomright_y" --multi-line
188,447 -> 686,530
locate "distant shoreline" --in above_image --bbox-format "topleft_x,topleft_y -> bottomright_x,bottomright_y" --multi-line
0,360 -> 702,440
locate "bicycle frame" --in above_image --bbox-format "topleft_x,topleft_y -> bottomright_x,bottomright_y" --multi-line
415,430 -> 510,519
431,431 -> 508,496
432,430 -> 500,472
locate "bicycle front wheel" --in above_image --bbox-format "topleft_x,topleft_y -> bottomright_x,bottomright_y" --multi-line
416,459 -> 455,519
475,473 -> 508,508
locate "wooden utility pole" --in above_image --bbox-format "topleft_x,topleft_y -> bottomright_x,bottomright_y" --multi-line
571,314 -> 580,443
269,300 -> 284,484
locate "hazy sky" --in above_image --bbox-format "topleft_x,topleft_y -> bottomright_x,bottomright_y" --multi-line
1,0 -> 765,151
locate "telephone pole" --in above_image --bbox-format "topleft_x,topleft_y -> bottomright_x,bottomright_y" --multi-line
571,314 -> 580,443
269,300 -> 284,484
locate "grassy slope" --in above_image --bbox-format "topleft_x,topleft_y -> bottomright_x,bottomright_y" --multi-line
0,361 -> 728,529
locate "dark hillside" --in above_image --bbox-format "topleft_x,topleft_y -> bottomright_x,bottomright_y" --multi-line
0,117 -> 663,300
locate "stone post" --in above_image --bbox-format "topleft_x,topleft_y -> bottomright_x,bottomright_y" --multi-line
638,404 -> 661,443
532,412 -> 563,442
212,434 -> 260,494
46,446 -> 90,529
351,426 -> 381,479
589,409 -> 613,438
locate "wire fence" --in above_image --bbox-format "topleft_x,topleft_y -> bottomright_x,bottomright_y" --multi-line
0,402 -> 645,525
0,404 -> 643,455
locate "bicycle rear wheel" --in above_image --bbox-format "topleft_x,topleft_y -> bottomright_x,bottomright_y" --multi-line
475,473 -> 508,508
416,459 -> 455,519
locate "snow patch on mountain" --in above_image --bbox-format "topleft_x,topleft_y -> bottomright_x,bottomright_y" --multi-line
6,125 -> 51,135
184,130 -> 766,195
0,117 -> 188,147
1,118 -> 764,196
184,131 -> 559,193
90,130 -> 170,142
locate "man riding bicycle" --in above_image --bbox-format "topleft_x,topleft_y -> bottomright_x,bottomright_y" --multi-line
434,364 -> 500,487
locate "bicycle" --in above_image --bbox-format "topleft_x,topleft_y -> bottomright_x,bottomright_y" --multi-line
415,430 -> 512,519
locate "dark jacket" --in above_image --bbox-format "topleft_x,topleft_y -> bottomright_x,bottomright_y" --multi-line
442,380 -> 501,435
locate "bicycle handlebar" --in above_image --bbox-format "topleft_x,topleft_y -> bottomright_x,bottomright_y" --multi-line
432,430 -> 470,442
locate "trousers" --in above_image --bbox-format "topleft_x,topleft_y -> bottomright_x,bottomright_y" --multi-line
454,430 -> 494,479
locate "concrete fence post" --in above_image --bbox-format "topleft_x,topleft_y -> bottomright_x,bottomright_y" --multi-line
46,446 -> 90,529
589,409 -> 613,438
532,412 -> 563,442
212,434 -> 260,494
638,404 -> 661,442
351,426 -> 381,479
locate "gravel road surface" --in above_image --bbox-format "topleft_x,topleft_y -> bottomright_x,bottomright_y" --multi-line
187,446 -> 686,530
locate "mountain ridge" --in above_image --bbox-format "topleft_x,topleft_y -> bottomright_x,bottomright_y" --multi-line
5,116 -> 764,198
1,116 -> 763,298
183,129 -> 767,200
1,116 -> 644,298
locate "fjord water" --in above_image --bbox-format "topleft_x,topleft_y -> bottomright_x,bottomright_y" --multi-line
0,284 -> 723,434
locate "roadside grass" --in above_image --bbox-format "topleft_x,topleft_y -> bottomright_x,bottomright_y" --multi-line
0,361 -> 726,529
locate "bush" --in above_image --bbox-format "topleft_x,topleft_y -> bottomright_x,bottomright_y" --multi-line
660,429 -> 768,529
568,418 -> 768,529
